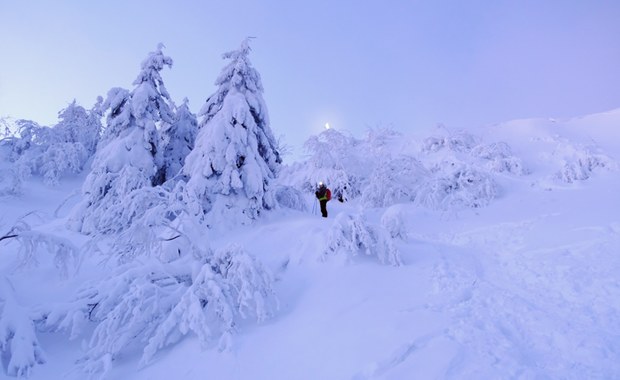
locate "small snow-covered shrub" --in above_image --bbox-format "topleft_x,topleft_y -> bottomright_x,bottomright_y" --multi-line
555,147 -> 616,183
422,130 -> 479,153
416,162 -> 498,210
325,213 -> 402,266
471,142 -> 527,175
381,205 -> 408,240
0,280 -> 46,377
274,185 -> 307,211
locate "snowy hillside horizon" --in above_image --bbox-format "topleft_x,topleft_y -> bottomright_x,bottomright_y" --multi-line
1,97 -> 619,379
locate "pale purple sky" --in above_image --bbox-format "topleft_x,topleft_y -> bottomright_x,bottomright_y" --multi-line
1,0 -> 619,157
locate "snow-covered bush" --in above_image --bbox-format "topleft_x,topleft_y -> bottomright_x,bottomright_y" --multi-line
471,142 -> 527,175
54,99 -> 102,156
70,45 -> 175,235
381,205 -> 408,240
422,129 -> 479,154
274,185 -> 308,212
183,39 -> 282,225
416,162 -> 498,210
0,117 -> 15,140
41,245 -> 277,375
363,127 -> 404,154
555,145 -> 616,183
325,212 -> 402,266
0,142 -> 23,196
0,280 -> 46,377
361,155 -> 427,208
5,102 -> 102,188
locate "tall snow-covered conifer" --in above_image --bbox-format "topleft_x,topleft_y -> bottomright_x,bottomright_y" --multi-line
161,98 -> 197,182
70,44 -> 175,234
183,39 -> 281,224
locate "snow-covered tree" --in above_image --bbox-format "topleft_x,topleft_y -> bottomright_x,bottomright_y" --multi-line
183,38 -> 282,225
4,99 -> 103,189
41,244 -> 277,376
361,155 -> 427,208
54,99 -> 102,156
278,128 -> 361,203
161,98 -> 197,182
301,128 -> 360,200
415,162 -> 498,210
69,44 -> 175,234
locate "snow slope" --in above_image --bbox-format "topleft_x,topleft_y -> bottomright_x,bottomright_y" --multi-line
1,109 -> 619,379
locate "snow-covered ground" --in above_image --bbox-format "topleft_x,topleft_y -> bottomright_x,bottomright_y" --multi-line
1,109 -> 619,379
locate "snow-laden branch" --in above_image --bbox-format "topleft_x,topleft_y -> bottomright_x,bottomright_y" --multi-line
0,278 -> 46,377
1,221 -> 80,278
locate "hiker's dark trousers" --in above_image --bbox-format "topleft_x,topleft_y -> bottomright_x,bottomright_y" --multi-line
320,200 -> 328,218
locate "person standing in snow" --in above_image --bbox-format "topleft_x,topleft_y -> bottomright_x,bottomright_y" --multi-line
315,182 -> 331,218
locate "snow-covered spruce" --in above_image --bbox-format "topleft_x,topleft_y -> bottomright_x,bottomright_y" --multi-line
324,212 -> 402,266
0,279 -> 46,378
160,98 -> 198,182
183,39 -> 281,225
69,45 -> 175,234
40,245 -> 277,375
